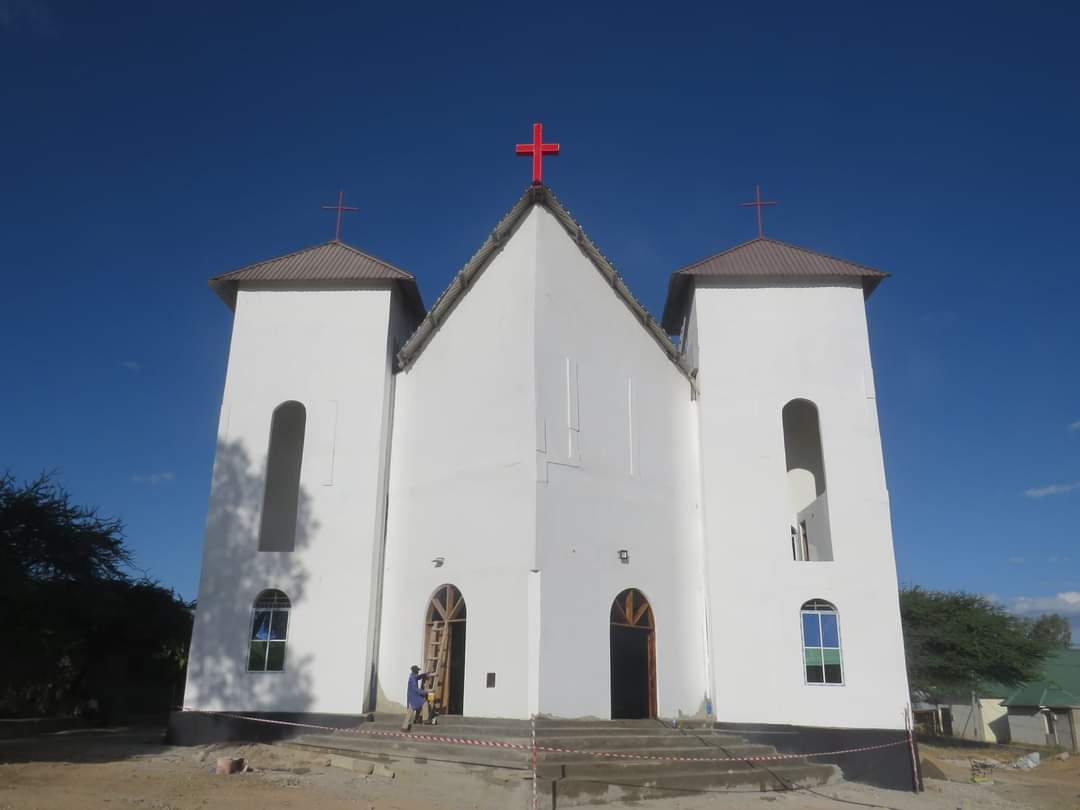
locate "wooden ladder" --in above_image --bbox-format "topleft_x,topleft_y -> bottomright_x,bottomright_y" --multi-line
424,620 -> 450,715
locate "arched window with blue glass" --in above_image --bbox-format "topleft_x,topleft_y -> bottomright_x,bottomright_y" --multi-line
801,599 -> 843,685
248,589 -> 290,672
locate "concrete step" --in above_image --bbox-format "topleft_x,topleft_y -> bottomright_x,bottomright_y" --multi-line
282,718 -> 841,804
355,720 -> 744,744
549,755 -> 830,779
535,742 -> 777,762
362,722 -> 531,740
535,733 -> 751,749
285,733 -> 529,769
367,721 -> 682,738
548,762 -> 841,806
536,725 -> 705,737
369,712 -> 527,729
535,717 -> 672,729
295,729 -> 772,762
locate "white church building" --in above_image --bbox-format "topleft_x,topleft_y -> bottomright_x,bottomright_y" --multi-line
181,182 -> 911,750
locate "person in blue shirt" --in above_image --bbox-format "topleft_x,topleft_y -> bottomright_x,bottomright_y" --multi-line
401,665 -> 432,731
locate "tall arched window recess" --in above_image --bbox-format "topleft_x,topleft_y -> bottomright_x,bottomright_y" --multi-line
801,599 -> 843,685
782,399 -> 833,561
259,401 -> 306,552
248,589 -> 290,672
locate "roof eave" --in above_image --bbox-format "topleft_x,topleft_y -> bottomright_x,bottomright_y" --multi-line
209,276 -> 424,314
661,274 -> 691,335
209,278 -> 239,310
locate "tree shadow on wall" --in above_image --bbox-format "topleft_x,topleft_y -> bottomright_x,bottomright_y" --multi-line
182,438 -> 319,714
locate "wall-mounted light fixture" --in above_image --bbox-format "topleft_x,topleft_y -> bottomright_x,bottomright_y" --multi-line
432,556 -> 445,568
618,549 -> 630,564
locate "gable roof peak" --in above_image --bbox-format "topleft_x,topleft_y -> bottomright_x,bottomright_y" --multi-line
395,184 -> 693,384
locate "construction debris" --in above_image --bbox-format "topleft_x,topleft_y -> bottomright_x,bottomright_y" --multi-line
215,756 -> 245,775
1009,752 -> 1040,770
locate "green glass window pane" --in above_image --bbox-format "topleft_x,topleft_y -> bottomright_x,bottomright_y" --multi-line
806,665 -> 825,684
804,648 -> 823,666
248,641 -> 267,671
266,641 -> 286,672
270,610 -> 288,641
822,648 -> 842,665
824,663 -> 843,684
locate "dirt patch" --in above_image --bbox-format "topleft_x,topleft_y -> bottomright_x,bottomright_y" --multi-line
915,742 -> 1080,810
1,728 -> 1078,809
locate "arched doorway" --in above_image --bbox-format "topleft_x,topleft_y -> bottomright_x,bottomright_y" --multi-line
424,584 -> 466,715
610,588 -> 657,719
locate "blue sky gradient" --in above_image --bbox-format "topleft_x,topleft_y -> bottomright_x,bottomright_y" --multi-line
2,1 -> 1077,634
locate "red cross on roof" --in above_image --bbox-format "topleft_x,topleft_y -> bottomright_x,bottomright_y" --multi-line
515,122 -> 560,185
321,191 -> 359,241
738,184 -> 779,238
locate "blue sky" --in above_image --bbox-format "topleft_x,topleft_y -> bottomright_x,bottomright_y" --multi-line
2,2 -> 1078,635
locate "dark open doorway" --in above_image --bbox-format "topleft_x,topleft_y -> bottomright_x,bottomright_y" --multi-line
610,588 -> 657,719
425,584 -> 466,716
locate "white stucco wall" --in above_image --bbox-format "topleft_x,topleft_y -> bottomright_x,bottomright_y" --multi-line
376,211 -> 540,719
184,285 -> 399,714
693,279 -> 910,731
531,207 -> 706,719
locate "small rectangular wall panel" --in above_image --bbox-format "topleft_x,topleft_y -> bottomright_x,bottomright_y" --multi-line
566,357 -> 580,461
566,357 -> 580,430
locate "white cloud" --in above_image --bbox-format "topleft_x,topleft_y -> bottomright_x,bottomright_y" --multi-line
1069,421 -> 1080,433
1008,556 -> 1026,565
121,360 -> 141,373
1007,592 -> 1080,618
1024,481 -> 1080,498
132,471 -> 175,485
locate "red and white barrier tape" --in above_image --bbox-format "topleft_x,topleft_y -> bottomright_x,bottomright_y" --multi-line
184,709 -> 908,765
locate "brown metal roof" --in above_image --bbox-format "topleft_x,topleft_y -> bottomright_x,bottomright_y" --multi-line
660,237 -> 889,333
209,239 -> 424,315
396,185 -> 694,385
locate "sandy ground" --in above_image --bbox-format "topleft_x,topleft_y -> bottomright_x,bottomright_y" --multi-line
0,727 -> 1078,810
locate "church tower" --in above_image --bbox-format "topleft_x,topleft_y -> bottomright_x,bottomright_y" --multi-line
183,240 -> 423,715
662,237 -> 911,733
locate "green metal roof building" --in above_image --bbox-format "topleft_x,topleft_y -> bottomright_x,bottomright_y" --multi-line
1004,649 -> 1080,752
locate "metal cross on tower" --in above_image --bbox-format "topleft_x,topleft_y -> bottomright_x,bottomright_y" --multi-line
738,184 -> 778,238
515,123 -> 560,185
321,191 -> 359,241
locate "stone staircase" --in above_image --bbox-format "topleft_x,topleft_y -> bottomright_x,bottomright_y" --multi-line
284,715 -> 840,805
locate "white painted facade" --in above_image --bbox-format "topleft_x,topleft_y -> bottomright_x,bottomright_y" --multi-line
692,279 -> 909,731
184,284 -> 407,714
185,189 -> 910,733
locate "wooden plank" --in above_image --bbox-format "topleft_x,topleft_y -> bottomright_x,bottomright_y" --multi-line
647,629 -> 657,718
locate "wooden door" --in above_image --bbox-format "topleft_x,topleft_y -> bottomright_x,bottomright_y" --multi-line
610,588 -> 657,719
425,584 -> 467,715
